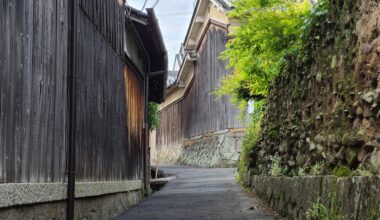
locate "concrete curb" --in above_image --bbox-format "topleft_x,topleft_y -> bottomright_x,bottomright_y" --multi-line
0,180 -> 142,208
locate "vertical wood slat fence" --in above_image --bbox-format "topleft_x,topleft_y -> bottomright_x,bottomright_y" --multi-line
156,26 -> 243,149
0,0 -> 145,184
0,0 -> 69,183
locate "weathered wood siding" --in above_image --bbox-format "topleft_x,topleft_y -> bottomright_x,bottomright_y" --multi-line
124,67 -> 145,180
78,0 -> 125,58
75,0 -> 144,182
183,26 -> 242,137
0,0 -> 69,183
157,25 -> 243,149
157,103 -> 183,149
0,0 -> 146,183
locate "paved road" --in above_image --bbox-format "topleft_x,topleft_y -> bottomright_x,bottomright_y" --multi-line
115,166 -> 276,220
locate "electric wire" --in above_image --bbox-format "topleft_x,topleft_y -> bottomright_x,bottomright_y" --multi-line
125,0 -> 132,16
152,0 -> 160,9
141,0 -> 148,11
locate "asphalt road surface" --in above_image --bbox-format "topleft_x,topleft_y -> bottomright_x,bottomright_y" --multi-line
115,166 -> 276,220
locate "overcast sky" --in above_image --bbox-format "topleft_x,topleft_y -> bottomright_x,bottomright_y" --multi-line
126,0 -> 196,69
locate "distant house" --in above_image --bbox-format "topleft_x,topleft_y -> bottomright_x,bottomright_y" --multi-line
0,1 -> 166,219
151,0 -> 244,168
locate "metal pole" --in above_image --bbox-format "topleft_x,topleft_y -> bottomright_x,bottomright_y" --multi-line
144,74 -> 150,194
67,0 -> 77,219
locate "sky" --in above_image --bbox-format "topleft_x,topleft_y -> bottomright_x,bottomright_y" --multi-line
126,0 -> 196,70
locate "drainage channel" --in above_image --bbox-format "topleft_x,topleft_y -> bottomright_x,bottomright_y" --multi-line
150,166 -> 176,193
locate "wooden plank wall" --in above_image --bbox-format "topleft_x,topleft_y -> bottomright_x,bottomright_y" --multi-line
0,0 -> 146,183
78,0 -> 125,59
124,66 -> 145,180
183,26 -> 242,137
157,26 -> 243,149
156,103 -> 183,149
0,0 -> 69,183
75,0 -> 145,182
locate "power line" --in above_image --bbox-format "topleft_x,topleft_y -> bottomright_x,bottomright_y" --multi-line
125,0 -> 132,15
141,0 -> 148,11
152,0 -> 160,9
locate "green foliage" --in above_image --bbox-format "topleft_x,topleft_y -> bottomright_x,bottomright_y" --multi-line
269,156 -> 287,176
306,199 -> 344,220
332,165 -> 354,177
369,207 -> 380,220
237,123 -> 260,183
310,162 -> 325,176
216,0 -> 311,105
215,0 -> 331,117
215,0 -> 333,177
300,0 -> 330,39
277,162 -> 369,177
354,164 -> 374,176
287,161 -> 326,177
306,199 -> 329,220
148,102 -> 160,131
297,166 -> 307,176
267,129 -> 278,139
250,100 -> 265,123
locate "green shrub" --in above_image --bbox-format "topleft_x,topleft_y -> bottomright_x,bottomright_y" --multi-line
215,0 -> 331,120
148,102 -> 160,131
237,123 -> 260,184
269,156 -> 287,176
306,199 -> 329,220
309,162 -> 325,176
332,165 -> 354,177
215,0 -> 312,108
306,198 -> 344,220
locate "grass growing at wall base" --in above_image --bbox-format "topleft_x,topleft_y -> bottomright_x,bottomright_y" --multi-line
306,198 -> 344,220
237,123 -> 260,185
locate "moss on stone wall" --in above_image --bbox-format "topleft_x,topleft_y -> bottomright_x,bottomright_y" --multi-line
250,0 -> 380,175
251,175 -> 380,219
249,0 -> 380,176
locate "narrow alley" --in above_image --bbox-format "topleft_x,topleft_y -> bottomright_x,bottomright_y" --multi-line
1,0 -> 380,219
116,167 -> 276,220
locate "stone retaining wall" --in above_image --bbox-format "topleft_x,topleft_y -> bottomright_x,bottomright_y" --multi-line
0,181 -> 143,220
251,175 -> 380,220
154,129 -> 244,168
249,0 -> 380,178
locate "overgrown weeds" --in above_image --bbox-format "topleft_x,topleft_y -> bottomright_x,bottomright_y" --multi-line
237,123 -> 260,184
306,198 -> 344,220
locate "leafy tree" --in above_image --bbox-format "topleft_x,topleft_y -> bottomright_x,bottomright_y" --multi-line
216,0 -> 312,112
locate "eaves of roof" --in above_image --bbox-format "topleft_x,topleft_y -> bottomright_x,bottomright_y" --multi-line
126,6 -> 168,103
